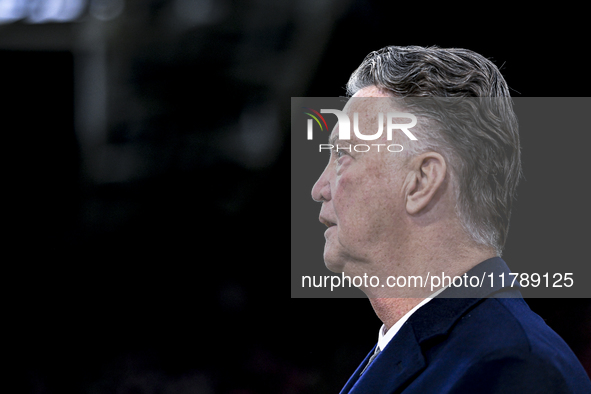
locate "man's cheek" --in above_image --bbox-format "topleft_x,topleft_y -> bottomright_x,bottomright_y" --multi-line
335,172 -> 360,193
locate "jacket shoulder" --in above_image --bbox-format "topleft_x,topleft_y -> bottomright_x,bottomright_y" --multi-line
422,297 -> 591,393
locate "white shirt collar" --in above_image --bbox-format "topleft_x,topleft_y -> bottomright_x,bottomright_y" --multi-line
377,287 -> 447,352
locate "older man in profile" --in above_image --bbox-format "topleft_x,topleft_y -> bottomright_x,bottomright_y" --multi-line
311,46 -> 591,393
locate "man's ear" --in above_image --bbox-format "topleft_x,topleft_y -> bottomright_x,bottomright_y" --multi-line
404,152 -> 447,215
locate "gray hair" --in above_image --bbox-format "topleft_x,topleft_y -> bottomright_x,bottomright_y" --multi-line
347,46 -> 521,255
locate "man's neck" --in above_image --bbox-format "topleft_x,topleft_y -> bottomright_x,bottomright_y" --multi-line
369,297 -> 424,332
368,249 -> 496,331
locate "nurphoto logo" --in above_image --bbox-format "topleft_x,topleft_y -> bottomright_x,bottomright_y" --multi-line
303,107 -> 418,153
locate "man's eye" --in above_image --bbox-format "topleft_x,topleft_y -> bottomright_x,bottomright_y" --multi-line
334,151 -> 346,162
335,149 -> 347,158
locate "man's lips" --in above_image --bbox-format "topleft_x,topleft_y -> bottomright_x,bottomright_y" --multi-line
320,216 -> 337,228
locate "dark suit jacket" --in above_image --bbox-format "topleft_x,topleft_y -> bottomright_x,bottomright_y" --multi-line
340,258 -> 591,393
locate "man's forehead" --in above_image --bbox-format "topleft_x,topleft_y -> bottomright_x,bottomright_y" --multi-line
344,89 -> 397,115
352,85 -> 392,98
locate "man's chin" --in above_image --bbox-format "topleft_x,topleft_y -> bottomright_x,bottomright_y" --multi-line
323,250 -> 345,273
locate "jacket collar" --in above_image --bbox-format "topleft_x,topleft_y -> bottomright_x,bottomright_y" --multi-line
410,257 -> 515,344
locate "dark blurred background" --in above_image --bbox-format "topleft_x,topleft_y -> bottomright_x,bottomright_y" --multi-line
4,1 -> 589,393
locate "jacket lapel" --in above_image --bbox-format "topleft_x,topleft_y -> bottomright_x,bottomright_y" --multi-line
339,346 -> 377,394
346,325 -> 426,394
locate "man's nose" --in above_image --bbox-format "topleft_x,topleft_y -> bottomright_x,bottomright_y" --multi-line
311,165 -> 331,202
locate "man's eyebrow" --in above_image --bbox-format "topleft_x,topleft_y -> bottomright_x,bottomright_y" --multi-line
329,135 -> 349,147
